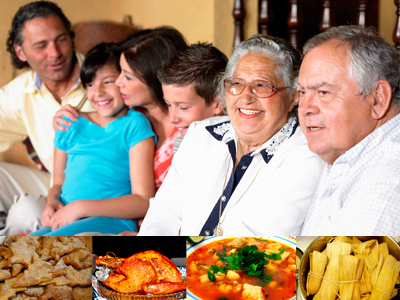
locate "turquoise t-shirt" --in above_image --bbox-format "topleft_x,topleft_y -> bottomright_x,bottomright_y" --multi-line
54,109 -> 156,205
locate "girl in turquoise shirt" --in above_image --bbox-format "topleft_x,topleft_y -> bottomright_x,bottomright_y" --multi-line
30,43 -> 156,236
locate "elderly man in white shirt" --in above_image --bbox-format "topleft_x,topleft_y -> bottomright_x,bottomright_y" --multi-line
298,25 -> 400,235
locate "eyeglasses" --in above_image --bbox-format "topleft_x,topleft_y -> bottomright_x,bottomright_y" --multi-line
223,77 -> 289,99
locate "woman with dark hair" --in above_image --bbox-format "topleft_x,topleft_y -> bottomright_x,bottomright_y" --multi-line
29,42 -> 156,236
116,26 -> 187,189
54,27 -> 187,190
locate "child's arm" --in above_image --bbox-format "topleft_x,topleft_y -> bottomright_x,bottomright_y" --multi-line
41,148 -> 66,227
49,137 -> 155,230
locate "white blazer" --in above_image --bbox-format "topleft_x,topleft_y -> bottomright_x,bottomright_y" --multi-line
139,116 -> 324,236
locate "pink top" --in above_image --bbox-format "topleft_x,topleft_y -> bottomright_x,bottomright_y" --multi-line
154,127 -> 180,190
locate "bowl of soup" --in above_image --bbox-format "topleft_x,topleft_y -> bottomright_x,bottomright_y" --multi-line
186,236 -> 296,300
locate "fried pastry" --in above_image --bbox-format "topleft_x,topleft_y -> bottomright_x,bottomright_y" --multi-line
13,257 -> 67,288
23,287 -> 45,297
12,263 -> 26,277
40,260 -> 91,287
39,240 -> 75,261
58,237 -> 86,249
38,285 -> 73,300
0,236 -> 92,300
0,273 -> 27,300
0,269 -> 11,281
72,287 -> 92,300
9,240 -> 40,266
61,248 -> 90,269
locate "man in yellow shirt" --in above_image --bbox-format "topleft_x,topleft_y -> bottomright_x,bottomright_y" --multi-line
0,1 -> 92,233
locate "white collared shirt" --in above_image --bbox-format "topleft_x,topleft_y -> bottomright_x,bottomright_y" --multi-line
0,53 -> 94,173
301,113 -> 400,236
139,116 -> 324,236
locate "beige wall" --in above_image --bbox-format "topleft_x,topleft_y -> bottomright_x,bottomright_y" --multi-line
0,0 -> 397,167
0,0 -> 397,86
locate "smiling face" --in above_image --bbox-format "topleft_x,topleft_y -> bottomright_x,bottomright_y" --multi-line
116,53 -> 155,108
226,53 -> 295,146
162,83 -> 222,138
86,64 -> 126,119
297,40 -> 377,164
14,14 -> 74,86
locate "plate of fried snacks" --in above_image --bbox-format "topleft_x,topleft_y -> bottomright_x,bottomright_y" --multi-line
186,236 -> 296,300
298,236 -> 400,300
0,236 -> 92,300
93,250 -> 186,300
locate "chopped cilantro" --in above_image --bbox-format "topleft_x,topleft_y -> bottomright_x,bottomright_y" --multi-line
217,298 -> 229,300
207,270 -> 216,282
216,244 -> 273,286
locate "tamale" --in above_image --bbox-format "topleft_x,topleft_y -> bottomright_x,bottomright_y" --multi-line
370,254 -> 384,287
378,243 -> 389,262
338,255 -> 363,300
313,241 -> 352,300
307,251 -> 328,295
360,261 -> 372,294
335,237 -> 354,244
365,240 -> 379,273
369,255 -> 400,300
352,258 -> 365,300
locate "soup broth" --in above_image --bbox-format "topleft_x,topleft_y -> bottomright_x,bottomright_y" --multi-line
187,237 -> 296,300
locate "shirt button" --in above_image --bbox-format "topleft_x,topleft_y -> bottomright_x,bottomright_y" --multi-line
205,230 -> 210,236
221,196 -> 226,202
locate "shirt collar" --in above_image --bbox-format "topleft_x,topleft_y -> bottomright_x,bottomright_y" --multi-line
206,115 -> 298,164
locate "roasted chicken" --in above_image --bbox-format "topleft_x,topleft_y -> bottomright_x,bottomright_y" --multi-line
96,250 -> 186,295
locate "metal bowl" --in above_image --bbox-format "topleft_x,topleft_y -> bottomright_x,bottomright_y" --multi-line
297,236 -> 400,300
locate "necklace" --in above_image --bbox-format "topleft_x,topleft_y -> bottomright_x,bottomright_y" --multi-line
212,155 -> 262,236
213,160 -> 230,236
237,139 -> 244,157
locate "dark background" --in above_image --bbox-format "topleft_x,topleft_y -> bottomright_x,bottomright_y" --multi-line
93,236 -> 187,260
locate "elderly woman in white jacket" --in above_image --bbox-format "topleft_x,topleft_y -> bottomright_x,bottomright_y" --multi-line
138,34 -> 324,236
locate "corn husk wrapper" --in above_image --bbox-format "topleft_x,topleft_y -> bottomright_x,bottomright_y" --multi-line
360,261 -> 372,294
352,258 -> 365,300
338,255 -> 364,300
335,236 -> 355,244
307,251 -> 328,295
378,243 -> 389,262
369,255 -> 400,300
365,240 -> 379,273
313,241 -> 352,300
370,254 -> 384,287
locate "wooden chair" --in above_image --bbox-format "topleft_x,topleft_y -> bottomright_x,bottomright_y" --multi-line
233,0 -> 400,52
72,17 -> 137,55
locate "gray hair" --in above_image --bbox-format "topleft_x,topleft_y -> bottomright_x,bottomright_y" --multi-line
218,34 -> 301,102
303,25 -> 400,108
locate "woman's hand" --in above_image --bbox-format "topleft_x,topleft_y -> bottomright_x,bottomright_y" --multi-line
48,201 -> 84,231
41,198 -> 64,228
53,104 -> 79,131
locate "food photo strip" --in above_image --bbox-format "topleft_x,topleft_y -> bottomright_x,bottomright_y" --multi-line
92,236 -> 187,300
0,236 -> 92,300
186,236 -> 296,300
297,236 -> 400,300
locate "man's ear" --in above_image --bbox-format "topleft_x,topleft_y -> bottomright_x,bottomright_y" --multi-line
14,44 -> 27,62
371,79 -> 392,120
212,96 -> 224,116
